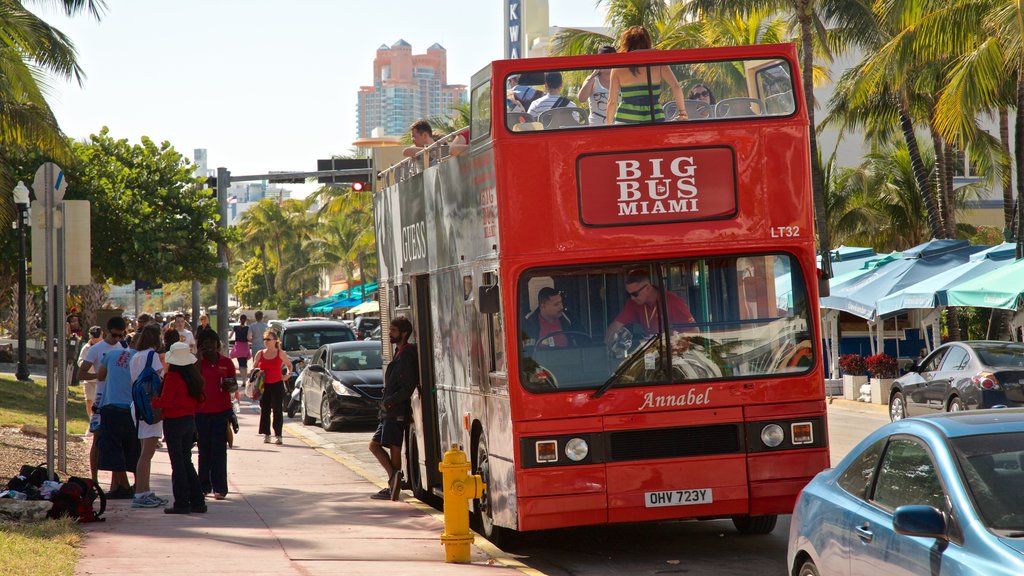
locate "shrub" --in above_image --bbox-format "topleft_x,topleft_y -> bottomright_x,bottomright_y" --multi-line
838,354 -> 866,376
865,353 -> 899,378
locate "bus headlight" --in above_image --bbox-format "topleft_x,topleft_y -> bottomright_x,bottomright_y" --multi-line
564,437 -> 589,462
760,424 -> 785,448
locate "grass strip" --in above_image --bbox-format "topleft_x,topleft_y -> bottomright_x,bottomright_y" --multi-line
0,517 -> 83,576
0,376 -> 88,434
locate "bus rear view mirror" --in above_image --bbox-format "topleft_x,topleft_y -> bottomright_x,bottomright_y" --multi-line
478,284 -> 500,315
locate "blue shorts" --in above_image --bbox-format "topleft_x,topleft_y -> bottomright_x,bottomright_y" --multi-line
98,405 -> 141,472
372,417 -> 406,449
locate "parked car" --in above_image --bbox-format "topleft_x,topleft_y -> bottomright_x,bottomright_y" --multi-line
888,341 -> 1024,421
366,325 -> 381,341
353,316 -> 380,340
789,409 -> 1024,576
296,341 -> 383,431
270,320 -> 357,403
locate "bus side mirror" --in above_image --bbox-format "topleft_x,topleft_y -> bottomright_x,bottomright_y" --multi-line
478,284 -> 500,315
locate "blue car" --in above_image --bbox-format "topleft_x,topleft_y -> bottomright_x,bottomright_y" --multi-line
789,409 -> 1024,576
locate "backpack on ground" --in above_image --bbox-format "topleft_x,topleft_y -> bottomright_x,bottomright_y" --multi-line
48,476 -> 106,523
132,350 -> 163,425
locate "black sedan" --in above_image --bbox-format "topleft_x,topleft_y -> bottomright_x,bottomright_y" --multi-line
889,340 -> 1024,421
296,341 -> 383,431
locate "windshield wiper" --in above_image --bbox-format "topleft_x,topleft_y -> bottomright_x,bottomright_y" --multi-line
591,334 -> 658,399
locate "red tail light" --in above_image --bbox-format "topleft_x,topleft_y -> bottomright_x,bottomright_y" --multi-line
972,372 -> 1000,390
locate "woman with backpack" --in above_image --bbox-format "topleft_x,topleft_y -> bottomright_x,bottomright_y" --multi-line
128,324 -> 168,509
153,342 -> 207,514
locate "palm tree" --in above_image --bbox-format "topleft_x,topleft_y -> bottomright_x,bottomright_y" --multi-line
0,0 -> 106,220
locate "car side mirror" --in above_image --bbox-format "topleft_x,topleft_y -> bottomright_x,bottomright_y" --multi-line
308,365 -> 326,374
893,505 -> 947,541
478,284 -> 500,315
907,361 -> 919,373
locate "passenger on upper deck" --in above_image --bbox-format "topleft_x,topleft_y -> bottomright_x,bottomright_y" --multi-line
402,119 -> 435,158
687,83 -> 716,105
606,26 -> 687,124
577,45 -> 616,126
605,269 -> 696,347
507,74 -> 542,113
526,72 -> 580,116
523,287 -> 572,348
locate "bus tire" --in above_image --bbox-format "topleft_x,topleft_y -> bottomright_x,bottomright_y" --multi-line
731,514 -> 777,535
474,440 -> 514,548
405,425 -> 428,501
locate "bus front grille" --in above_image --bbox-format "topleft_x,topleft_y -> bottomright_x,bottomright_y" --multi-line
609,424 -> 742,461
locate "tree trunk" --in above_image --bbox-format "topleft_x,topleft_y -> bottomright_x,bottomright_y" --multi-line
258,245 -> 273,295
1001,107 -> 1014,234
1017,75 -> 1024,258
797,1 -> 832,296
930,128 -> 950,236
898,102 -> 944,239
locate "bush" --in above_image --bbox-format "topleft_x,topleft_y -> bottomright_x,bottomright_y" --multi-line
838,354 -> 866,376
865,353 -> 899,378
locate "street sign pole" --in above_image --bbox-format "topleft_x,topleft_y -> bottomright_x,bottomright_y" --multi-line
56,201 -> 67,472
216,167 -> 230,352
33,162 -> 67,480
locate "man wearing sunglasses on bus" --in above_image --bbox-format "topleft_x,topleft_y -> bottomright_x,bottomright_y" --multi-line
605,270 -> 696,348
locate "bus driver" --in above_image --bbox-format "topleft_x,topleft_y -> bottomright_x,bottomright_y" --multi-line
523,287 -> 572,348
605,269 -> 696,347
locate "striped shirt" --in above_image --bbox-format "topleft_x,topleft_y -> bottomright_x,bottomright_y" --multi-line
614,84 -> 663,124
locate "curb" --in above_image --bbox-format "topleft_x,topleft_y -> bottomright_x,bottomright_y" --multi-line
827,396 -> 889,414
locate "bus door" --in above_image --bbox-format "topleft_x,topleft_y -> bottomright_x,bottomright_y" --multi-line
412,274 -> 443,490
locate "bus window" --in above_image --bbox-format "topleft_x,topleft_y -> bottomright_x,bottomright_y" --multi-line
516,254 -> 813,392
471,80 -> 491,141
505,57 -> 796,132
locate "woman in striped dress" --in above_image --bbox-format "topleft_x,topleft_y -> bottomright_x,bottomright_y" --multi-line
606,26 -> 687,125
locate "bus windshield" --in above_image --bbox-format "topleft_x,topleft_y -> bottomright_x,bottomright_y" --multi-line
517,254 -> 814,392
506,57 -> 795,131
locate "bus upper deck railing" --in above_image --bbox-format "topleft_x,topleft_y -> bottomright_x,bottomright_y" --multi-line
377,130 -> 465,190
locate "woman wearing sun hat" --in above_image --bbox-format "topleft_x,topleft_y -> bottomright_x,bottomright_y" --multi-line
153,341 -> 207,514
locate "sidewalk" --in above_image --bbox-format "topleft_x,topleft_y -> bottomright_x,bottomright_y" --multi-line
75,406 -> 522,576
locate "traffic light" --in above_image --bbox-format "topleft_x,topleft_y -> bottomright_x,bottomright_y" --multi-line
352,182 -> 368,192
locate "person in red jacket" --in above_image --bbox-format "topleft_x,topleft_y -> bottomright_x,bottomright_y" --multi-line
194,329 -> 236,500
153,341 -> 206,514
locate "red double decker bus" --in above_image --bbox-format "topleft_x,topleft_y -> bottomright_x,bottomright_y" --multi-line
374,43 -> 827,542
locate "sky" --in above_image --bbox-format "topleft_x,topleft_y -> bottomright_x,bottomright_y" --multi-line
38,1 -> 607,197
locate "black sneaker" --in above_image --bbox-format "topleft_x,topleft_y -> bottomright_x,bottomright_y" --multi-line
164,506 -> 191,515
108,486 -> 134,500
190,504 -> 208,513
389,470 -> 403,501
370,488 -> 390,500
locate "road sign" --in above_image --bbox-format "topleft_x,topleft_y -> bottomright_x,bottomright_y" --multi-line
31,200 -> 91,286
33,162 -> 67,203
316,158 -> 371,185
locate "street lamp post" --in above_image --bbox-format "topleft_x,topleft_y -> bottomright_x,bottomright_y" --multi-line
13,181 -> 30,382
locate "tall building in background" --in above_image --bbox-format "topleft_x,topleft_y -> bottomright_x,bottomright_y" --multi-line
357,40 -> 467,138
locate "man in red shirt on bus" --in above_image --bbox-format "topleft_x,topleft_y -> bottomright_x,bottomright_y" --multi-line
524,287 -> 571,348
605,270 -> 696,346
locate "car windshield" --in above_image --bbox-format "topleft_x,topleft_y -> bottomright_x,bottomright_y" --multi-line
330,348 -> 382,371
952,432 -> 1024,534
973,343 -> 1024,368
517,254 -> 814,392
282,328 -> 353,352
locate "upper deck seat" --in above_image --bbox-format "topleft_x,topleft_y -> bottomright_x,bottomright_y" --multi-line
715,98 -> 764,118
538,107 -> 588,129
683,99 -> 714,119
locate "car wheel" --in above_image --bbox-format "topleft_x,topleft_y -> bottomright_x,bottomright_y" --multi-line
474,440 -> 515,548
798,559 -> 820,576
320,395 -> 340,432
949,396 -> 965,412
889,391 -> 906,422
300,390 -> 315,425
731,514 -> 777,535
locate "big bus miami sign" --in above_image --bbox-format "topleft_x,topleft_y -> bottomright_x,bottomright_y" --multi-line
374,43 -> 826,545
578,147 -> 738,225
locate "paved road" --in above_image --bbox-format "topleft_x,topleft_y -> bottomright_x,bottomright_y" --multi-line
285,400 -> 890,576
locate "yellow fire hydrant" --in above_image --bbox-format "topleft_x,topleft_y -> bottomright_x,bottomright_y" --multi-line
439,443 -> 485,563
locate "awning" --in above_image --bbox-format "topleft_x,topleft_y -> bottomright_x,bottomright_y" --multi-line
947,257 -> 1024,310
820,239 -> 984,320
876,242 -> 1017,317
347,301 -> 380,315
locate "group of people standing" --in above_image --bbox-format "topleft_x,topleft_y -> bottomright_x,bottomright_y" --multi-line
76,314 -> 242,513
